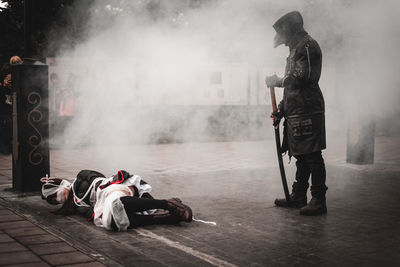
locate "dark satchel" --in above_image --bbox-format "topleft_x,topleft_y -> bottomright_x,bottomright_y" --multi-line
74,170 -> 106,204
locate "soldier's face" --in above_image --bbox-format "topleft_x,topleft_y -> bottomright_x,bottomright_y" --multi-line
3,74 -> 11,89
55,188 -> 70,204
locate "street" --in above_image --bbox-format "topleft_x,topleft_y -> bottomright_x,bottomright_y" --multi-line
0,136 -> 400,266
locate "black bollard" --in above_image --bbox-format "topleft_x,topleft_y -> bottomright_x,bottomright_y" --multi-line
12,59 -> 50,192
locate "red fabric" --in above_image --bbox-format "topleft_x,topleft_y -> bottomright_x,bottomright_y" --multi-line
88,212 -> 95,222
99,170 -> 125,190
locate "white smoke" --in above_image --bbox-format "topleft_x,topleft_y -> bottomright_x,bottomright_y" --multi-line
49,0 -> 400,150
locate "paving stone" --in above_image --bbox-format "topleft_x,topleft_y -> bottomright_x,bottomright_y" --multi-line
62,261 -> 107,267
5,262 -> 51,267
16,234 -> 61,245
0,241 -> 27,253
5,227 -> 47,237
41,251 -> 95,266
0,220 -> 35,230
0,209 -> 17,216
0,251 -> 42,265
28,241 -> 76,255
0,233 -> 14,243
0,214 -> 24,222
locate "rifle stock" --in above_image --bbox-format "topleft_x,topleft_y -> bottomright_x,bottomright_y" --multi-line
269,87 -> 278,113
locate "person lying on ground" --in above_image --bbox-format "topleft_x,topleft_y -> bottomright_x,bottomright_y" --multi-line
41,169 -> 192,231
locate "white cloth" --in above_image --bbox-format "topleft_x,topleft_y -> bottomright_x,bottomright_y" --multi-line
122,175 -> 152,197
41,178 -> 72,201
93,175 -> 153,231
72,177 -> 106,207
94,184 -> 132,231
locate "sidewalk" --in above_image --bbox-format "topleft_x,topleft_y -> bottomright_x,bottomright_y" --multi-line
0,136 -> 399,266
0,202 -> 105,266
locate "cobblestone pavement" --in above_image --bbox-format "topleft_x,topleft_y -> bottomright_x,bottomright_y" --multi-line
0,136 -> 399,266
0,202 -> 106,266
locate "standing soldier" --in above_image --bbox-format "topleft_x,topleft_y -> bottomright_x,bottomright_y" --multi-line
0,56 -> 22,154
0,65 -> 13,154
265,11 -> 327,215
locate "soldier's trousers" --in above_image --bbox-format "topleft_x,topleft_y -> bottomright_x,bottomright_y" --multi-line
0,116 -> 12,154
294,151 -> 327,200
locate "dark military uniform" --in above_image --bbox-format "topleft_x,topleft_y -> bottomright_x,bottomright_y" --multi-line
280,33 -> 326,156
0,65 -> 13,154
268,11 -> 327,213
280,31 -> 327,201
0,85 -> 12,154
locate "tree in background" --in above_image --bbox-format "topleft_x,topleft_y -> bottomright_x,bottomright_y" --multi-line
0,0 -> 205,65
0,0 -> 93,64
0,0 -> 24,64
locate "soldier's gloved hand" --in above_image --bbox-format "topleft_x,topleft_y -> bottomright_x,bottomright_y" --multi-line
265,74 -> 282,88
270,110 -> 283,126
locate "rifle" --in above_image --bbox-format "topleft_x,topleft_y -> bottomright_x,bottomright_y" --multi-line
269,86 -> 291,205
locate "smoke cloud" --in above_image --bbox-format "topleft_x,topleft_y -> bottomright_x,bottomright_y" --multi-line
49,0 -> 400,151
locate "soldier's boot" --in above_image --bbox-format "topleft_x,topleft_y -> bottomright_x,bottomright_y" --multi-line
300,180 -> 328,216
274,182 -> 308,208
166,198 -> 193,222
300,151 -> 327,215
300,197 -> 327,216
274,194 -> 307,208
153,210 -> 181,224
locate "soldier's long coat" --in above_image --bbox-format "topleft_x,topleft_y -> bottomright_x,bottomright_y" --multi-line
280,32 -> 326,156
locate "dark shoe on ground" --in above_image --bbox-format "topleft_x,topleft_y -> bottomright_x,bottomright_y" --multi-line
166,198 -> 193,222
300,198 -> 327,216
153,210 -> 181,224
275,194 -> 307,208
